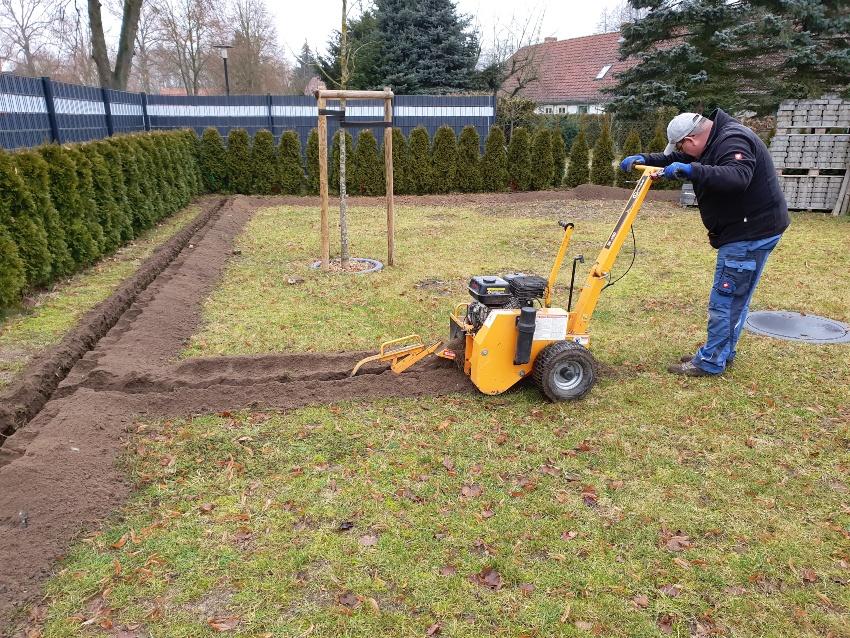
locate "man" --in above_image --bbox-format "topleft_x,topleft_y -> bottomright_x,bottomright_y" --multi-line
621,109 -> 790,376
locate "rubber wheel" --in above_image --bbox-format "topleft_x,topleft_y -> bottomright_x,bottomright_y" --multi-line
532,341 -> 597,401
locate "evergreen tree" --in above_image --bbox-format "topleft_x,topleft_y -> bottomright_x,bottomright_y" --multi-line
251,130 -> 279,195
564,129 -> 590,188
92,141 -> 134,242
387,127 -> 412,195
590,118 -> 616,186
13,151 -> 73,276
408,126 -> 433,194
186,129 -> 204,196
0,226 -> 25,308
608,0 -> 850,119
69,147 -> 106,255
482,127 -> 508,192
200,128 -> 228,192
431,126 -> 458,193
330,129 -> 354,196
373,0 -> 480,93
616,129 -> 643,188
79,145 -> 122,254
306,129 -> 320,195
551,129 -> 566,188
530,128 -> 554,190
134,137 -> 166,221
507,127 -> 532,191
316,10 -> 382,90
648,120 -> 666,153
114,138 -> 154,232
278,131 -> 304,195
227,129 -> 252,194
0,150 -> 52,287
352,130 -> 384,196
456,126 -> 482,193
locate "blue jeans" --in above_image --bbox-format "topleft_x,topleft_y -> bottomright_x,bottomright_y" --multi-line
693,234 -> 782,374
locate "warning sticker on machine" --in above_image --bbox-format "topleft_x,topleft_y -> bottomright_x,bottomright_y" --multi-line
533,313 -> 568,340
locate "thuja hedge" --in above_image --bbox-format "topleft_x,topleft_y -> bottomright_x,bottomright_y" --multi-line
0,130 -> 203,310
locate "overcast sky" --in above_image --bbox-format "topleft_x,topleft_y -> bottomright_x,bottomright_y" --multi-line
274,0 -> 628,61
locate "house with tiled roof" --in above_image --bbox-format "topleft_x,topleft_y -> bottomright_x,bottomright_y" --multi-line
502,31 -> 636,115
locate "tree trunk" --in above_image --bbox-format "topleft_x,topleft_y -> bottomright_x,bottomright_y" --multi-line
88,0 -> 142,89
338,0 -> 350,269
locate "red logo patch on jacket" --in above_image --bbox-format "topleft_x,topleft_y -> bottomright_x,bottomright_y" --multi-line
734,152 -> 743,160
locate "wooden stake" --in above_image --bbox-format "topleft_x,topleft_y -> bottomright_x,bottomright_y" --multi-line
384,89 -> 395,266
317,93 -> 329,268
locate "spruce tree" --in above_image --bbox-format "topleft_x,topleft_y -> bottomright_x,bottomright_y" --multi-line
306,129 -> 320,195
0,226 -> 25,308
616,129 -> 643,188
551,130 -> 566,188
507,127 -> 532,191
431,126 -> 458,193
200,128 -> 228,192
92,141 -> 133,242
374,0 -> 479,93
251,130 -> 279,195
353,130 -> 384,196
13,150 -> 73,276
530,128 -> 554,191
227,129 -> 252,195
564,129 -> 590,188
330,130 -> 354,196
482,127 -> 508,192
456,126 -> 482,193
0,150 -> 52,288
278,131 -> 304,195
387,127 -> 412,195
590,119 -> 616,186
79,145 -> 122,254
408,126 -> 433,194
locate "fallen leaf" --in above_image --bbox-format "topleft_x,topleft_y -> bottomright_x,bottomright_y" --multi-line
673,557 -> 691,570
480,508 -> 494,519
338,592 -> 360,608
632,594 -> 649,609
199,503 -> 216,514
367,597 -> 380,614
539,464 -> 560,476
359,533 -> 379,547
801,568 -> 819,583
607,479 -> 624,490
470,566 -> 502,590
659,583 -> 682,598
723,585 -> 746,596
657,614 -> 674,634
581,485 -> 598,506
461,484 -> 482,498
111,534 -> 128,549
575,620 -> 593,631
495,433 -> 508,445
208,616 -> 240,632
337,521 -> 354,532
519,582 -> 535,595
426,622 -> 442,636
473,538 -> 496,556
113,559 -> 122,577
663,532 -> 693,552
442,457 -> 455,472
575,440 -> 594,453
745,436 -> 757,448
438,565 -> 457,576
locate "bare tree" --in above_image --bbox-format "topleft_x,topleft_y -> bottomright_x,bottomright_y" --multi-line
54,0 -> 99,84
227,0 -> 291,94
0,0 -> 59,74
482,9 -> 546,101
595,1 -> 647,34
88,0 -> 142,88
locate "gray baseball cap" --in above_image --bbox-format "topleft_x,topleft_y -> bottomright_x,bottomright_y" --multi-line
664,113 -> 705,155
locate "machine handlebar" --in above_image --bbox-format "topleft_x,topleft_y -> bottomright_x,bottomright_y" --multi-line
558,220 -> 574,230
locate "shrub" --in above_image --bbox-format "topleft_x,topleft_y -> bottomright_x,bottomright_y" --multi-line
0,226 -> 25,307
12,150 -> 73,276
67,147 -> 105,257
456,126 -> 482,193
648,120 -> 666,153
133,136 -> 166,222
388,127 -> 412,195
590,118 -> 616,186
507,127 -> 532,191
564,128 -> 590,188
551,129 -> 566,187
0,150 -> 51,287
40,145 -> 100,267
530,128 -> 554,190
616,129 -> 643,188
330,129 -> 354,196
251,130 -> 278,195
113,137 -> 154,232
278,131 -> 304,195
92,141 -> 133,242
182,129 -> 204,195
200,128 -> 228,193
482,127 -> 508,192
352,130 -> 384,196
431,126 -> 458,194
79,145 -> 122,254
306,128 -> 320,195
163,133 -> 191,207
227,129 -> 252,194
408,126 -> 433,195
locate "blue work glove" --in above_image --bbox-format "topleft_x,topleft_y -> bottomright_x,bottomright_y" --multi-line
620,154 -> 645,172
662,162 -> 693,180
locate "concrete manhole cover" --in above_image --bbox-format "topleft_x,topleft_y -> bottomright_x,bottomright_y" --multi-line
745,311 -> 850,344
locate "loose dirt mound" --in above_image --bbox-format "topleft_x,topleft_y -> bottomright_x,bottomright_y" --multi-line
0,195 -> 470,629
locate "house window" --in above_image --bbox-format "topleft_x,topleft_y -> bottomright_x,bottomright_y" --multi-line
595,64 -> 613,80
544,106 -> 553,114
578,105 -> 588,114
558,106 -> 566,114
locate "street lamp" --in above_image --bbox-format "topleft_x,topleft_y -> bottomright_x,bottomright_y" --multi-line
214,44 -> 233,96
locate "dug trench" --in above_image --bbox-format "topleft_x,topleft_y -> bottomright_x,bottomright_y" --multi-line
0,195 -> 471,628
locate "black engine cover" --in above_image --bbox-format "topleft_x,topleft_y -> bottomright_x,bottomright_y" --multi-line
468,276 -> 512,306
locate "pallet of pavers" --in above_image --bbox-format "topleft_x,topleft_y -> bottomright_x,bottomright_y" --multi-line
770,97 -> 850,215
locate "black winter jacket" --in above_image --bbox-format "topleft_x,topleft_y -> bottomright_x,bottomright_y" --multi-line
645,109 -> 790,248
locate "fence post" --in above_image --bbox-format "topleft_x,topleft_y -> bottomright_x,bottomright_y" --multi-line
141,92 -> 151,131
267,93 -> 274,134
101,87 -> 114,136
40,76 -> 60,144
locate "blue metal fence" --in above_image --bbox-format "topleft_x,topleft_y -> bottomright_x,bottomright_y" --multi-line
0,73 -> 495,151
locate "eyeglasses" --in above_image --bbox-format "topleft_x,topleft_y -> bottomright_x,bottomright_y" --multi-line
675,114 -> 703,152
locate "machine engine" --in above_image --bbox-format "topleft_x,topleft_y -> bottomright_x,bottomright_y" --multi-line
466,273 -> 548,331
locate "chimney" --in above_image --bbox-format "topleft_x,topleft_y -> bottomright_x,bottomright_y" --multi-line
544,37 -> 557,43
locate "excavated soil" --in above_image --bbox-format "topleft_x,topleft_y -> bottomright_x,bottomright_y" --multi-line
0,195 -> 470,629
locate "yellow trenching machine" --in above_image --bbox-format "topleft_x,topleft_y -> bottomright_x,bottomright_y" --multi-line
352,165 -> 660,401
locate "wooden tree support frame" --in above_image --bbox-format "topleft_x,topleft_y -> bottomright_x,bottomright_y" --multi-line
315,86 -> 395,269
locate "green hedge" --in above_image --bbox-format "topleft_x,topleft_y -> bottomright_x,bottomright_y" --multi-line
482,127 -> 508,192
590,118 -> 616,186
431,126 -> 458,194
279,131 -> 304,195
507,127 -> 532,191
353,130 -> 384,196
409,127 -> 433,195
456,126 -> 482,193
251,130 -> 278,195
616,129 -> 643,188
1,130 -> 201,310
564,128 -> 590,188
389,128 -> 412,195
530,128 -> 554,190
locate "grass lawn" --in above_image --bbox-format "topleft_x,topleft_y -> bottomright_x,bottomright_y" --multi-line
35,199 -> 850,637
0,205 -> 202,389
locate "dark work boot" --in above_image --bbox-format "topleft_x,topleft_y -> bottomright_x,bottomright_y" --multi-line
667,361 -> 715,377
